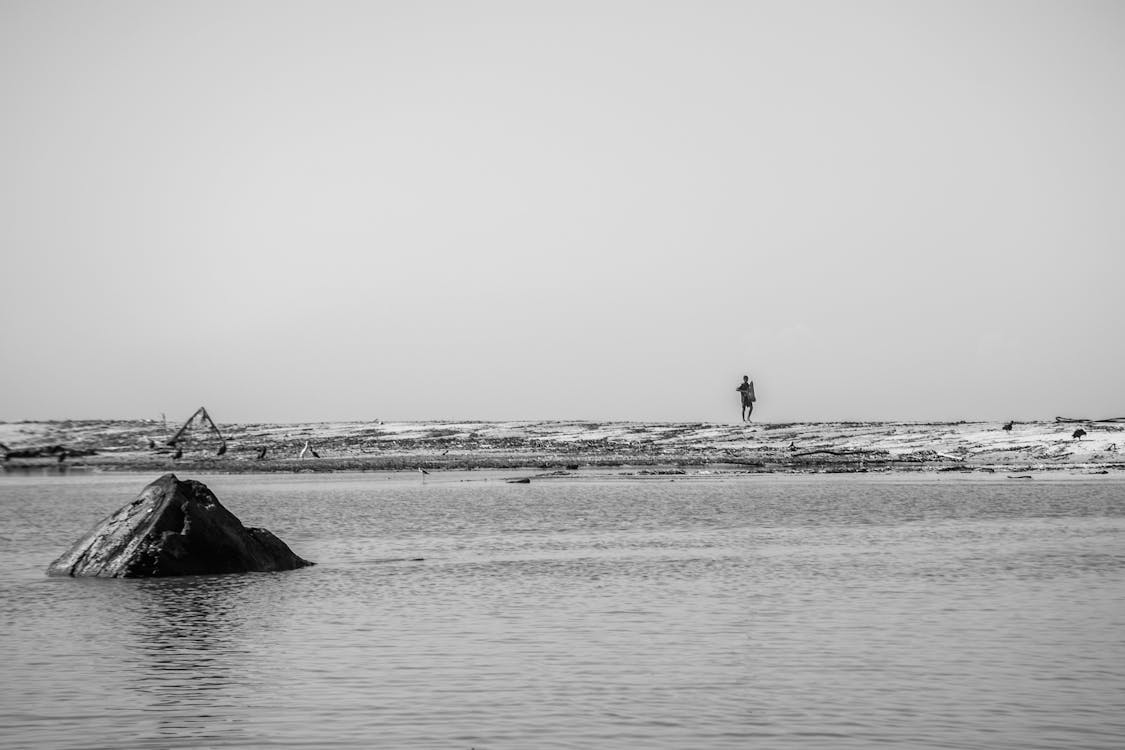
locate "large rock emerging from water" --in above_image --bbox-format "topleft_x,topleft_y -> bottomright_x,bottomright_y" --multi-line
47,473 -> 313,577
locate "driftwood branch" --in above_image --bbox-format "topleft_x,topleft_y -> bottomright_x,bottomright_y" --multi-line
166,407 -> 226,447
1055,416 -> 1125,423
791,449 -> 888,458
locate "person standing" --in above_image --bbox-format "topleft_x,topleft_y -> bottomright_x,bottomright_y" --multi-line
736,375 -> 756,422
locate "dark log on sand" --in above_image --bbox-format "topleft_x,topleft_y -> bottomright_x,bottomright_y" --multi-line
4,445 -> 94,460
1055,416 -> 1125,423
47,473 -> 313,577
791,449 -> 889,458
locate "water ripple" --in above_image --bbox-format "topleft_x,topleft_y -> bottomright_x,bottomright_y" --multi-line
1,474 -> 1123,748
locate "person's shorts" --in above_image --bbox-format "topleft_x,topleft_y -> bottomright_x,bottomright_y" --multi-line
741,393 -> 754,407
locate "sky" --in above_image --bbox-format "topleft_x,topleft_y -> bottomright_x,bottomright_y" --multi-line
2,0 -> 1123,424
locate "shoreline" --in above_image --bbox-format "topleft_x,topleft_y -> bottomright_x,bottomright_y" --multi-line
3,418 -> 1123,477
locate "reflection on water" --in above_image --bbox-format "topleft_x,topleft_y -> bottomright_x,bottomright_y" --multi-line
1,473 -> 1123,749
124,577 -> 256,746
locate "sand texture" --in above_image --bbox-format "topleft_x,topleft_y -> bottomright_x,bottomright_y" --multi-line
3,418 -> 1124,475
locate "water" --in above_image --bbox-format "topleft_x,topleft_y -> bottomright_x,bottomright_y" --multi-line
1,472 -> 1123,749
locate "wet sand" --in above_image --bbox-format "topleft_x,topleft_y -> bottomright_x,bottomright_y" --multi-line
3,418 -> 1123,475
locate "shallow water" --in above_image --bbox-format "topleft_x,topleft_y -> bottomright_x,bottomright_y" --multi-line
1,472 -> 1123,749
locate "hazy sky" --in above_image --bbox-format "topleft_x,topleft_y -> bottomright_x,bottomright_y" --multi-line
2,1 -> 1123,424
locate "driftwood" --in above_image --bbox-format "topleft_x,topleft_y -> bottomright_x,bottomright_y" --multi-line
4,445 -> 95,461
166,407 -> 226,449
791,449 -> 888,458
1055,417 -> 1125,423
6,445 -> 67,460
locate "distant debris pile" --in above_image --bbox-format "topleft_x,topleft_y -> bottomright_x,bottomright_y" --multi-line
166,406 -> 227,449
3,444 -> 94,462
1055,416 -> 1125,423
162,406 -> 231,460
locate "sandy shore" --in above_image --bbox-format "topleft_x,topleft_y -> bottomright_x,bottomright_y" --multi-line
3,418 -> 1124,476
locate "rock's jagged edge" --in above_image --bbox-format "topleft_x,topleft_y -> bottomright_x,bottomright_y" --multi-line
46,473 -> 313,577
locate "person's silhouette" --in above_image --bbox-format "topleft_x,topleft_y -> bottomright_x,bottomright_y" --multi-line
736,375 -> 756,422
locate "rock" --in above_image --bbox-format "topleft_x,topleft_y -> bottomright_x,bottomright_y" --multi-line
46,473 -> 313,577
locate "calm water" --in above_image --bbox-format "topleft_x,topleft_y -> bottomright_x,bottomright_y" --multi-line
1,472 -> 1123,749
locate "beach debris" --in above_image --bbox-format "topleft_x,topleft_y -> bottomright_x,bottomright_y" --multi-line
1002,421 -> 1014,431
1007,474 -> 1033,479
172,446 -> 183,460
256,446 -> 268,460
46,473 -> 314,577
791,448 -> 889,459
166,406 -> 226,452
506,477 -> 531,484
300,440 -> 320,458
3,444 -> 74,461
1072,428 -> 1087,440
9,418 -> 1125,475
1055,416 -> 1125,423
